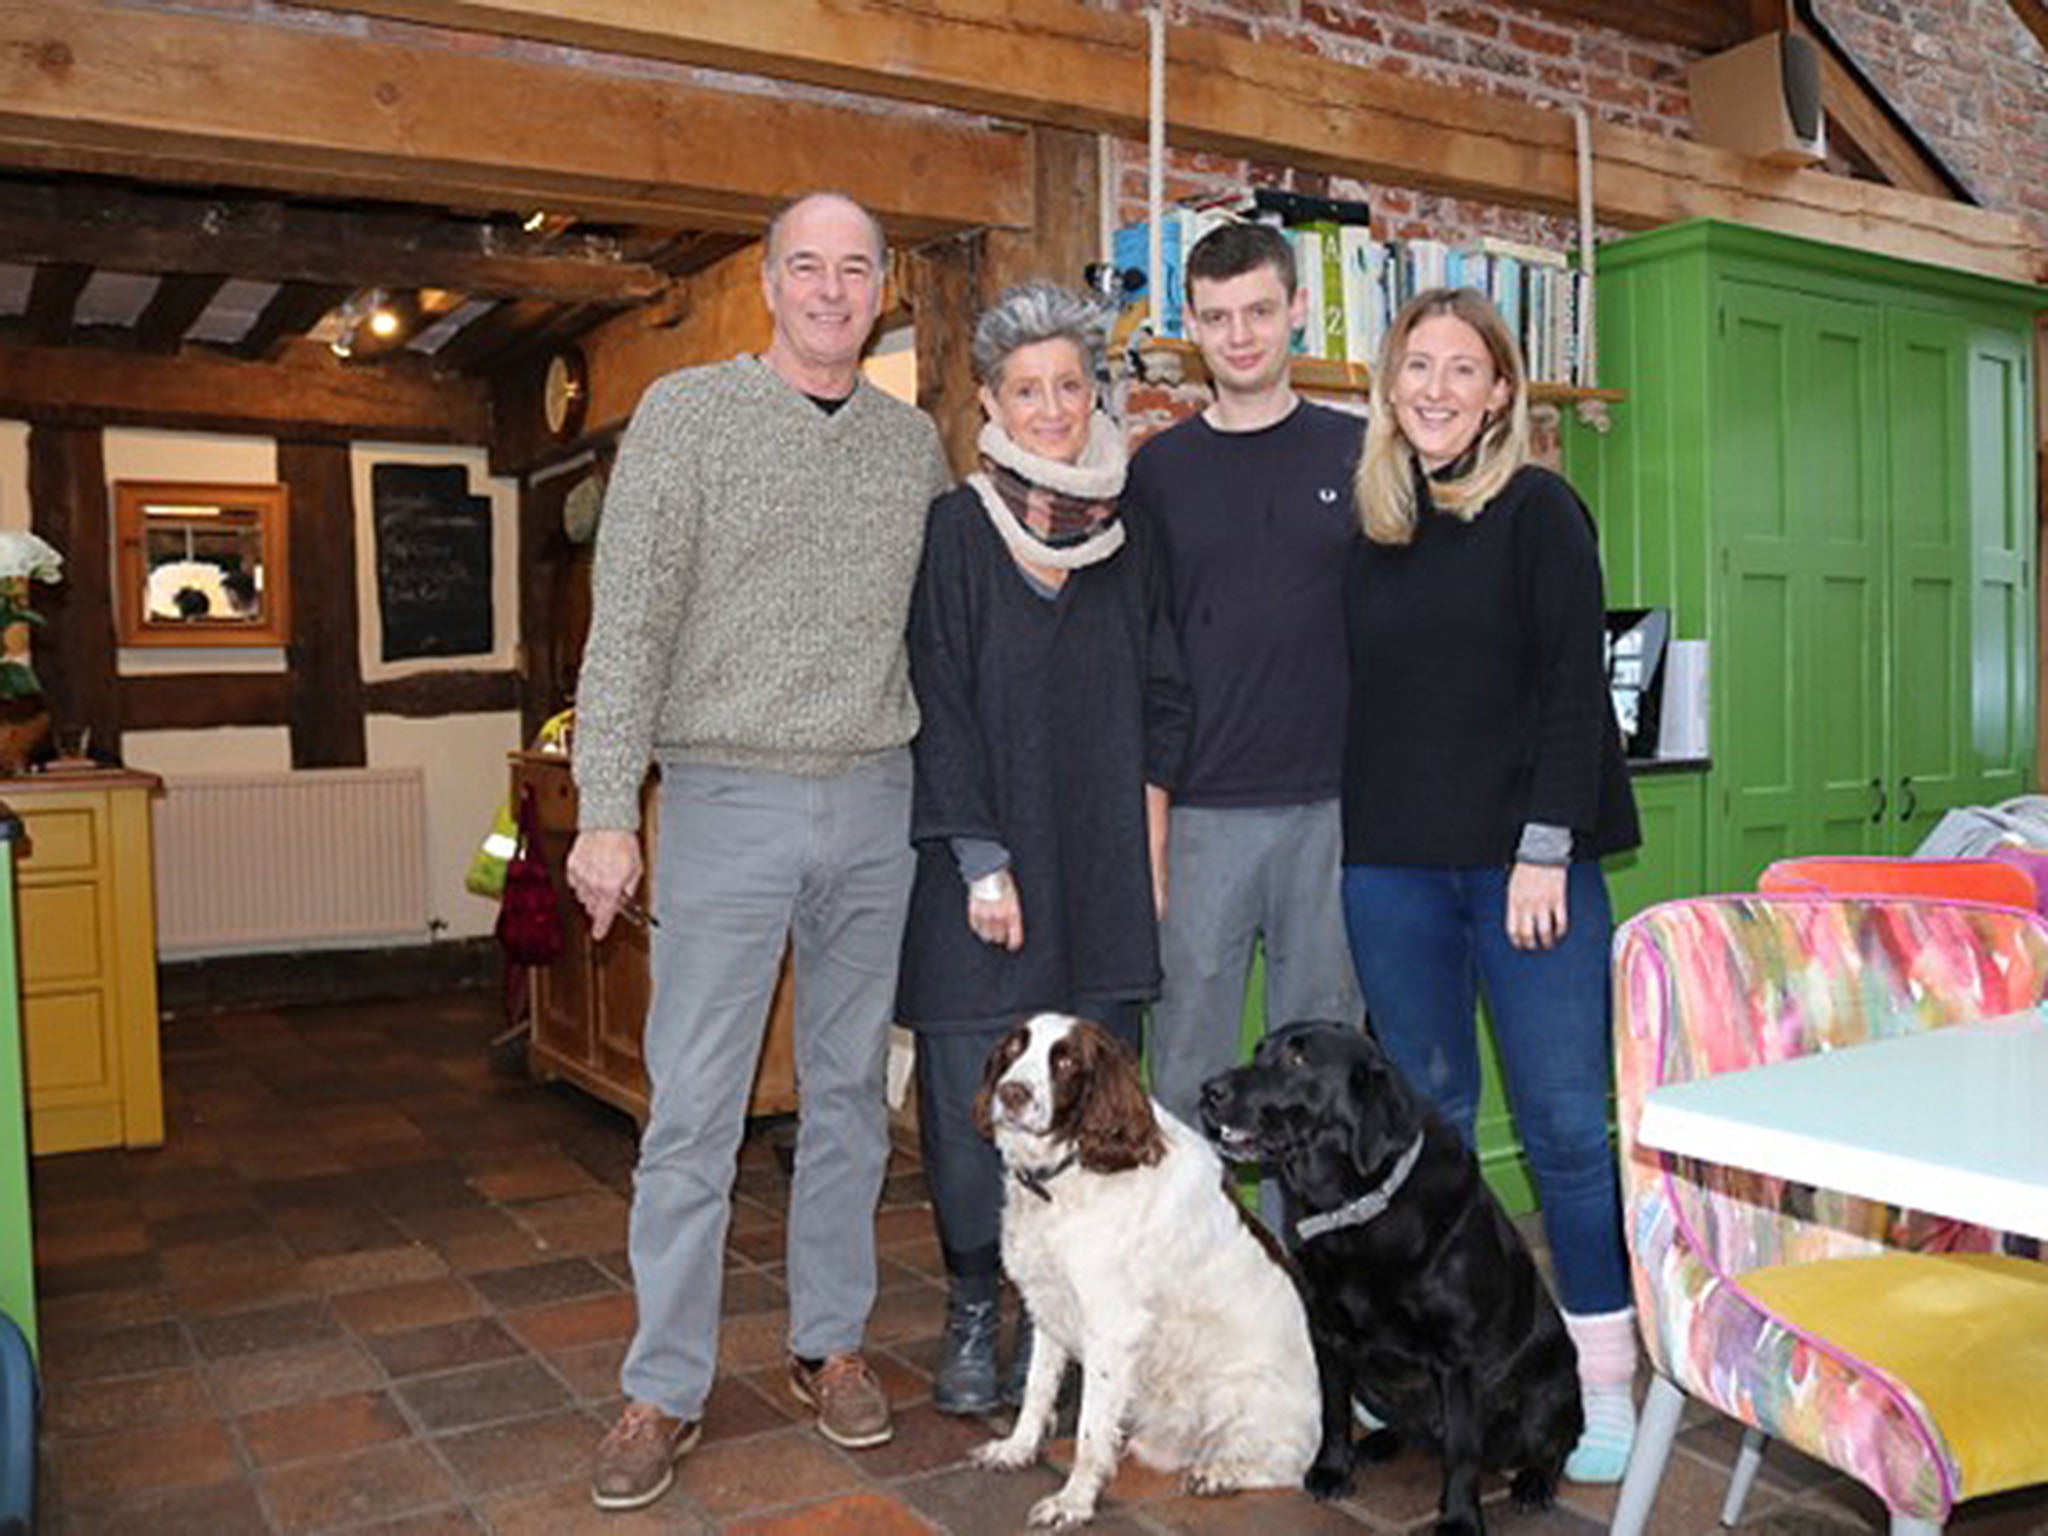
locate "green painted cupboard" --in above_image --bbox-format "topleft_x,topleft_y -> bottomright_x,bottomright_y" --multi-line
1565,220 -> 2041,893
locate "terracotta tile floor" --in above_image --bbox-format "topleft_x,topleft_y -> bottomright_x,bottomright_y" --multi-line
24,991 -> 2048,1534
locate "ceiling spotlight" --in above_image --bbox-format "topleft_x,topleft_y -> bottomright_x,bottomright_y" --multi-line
367,301 -> 402,339
522,209 -> 550,232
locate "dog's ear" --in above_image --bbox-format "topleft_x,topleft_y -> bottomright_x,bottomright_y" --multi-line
971,1024 -> 1027,1141
1067,1022 -> 1166,1173
1346,1050 -> 1417,1177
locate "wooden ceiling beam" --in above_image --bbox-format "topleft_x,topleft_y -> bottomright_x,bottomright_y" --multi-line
300,0 -> 2042,282
0,339 -> 490,441
238,281 -> 354,361
0,0 -> 1030,240
24,261 -> 91,346
0,180 -> 672,303
427,297 -> 554,373
133,272 -> 227,354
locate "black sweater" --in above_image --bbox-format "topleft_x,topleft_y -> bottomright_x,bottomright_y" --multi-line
1342,464 -> 1639,866
1122,401 -> 1358,807
896,487 -> 1193,1030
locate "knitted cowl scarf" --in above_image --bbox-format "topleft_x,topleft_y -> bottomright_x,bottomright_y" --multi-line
968,411 -> 1128,571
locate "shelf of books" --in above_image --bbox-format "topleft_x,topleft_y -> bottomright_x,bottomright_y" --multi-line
1141,338 -> 1625,405
1114,191 -> 1625,406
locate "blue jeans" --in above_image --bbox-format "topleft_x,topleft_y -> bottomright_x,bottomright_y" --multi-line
1341,861 -> 1627,1314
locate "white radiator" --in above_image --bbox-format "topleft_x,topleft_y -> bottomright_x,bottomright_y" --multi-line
152,768 -> 430,956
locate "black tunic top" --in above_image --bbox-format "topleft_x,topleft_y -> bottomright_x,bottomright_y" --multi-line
896,485 -> 1193,1031
1342,464 -> 1639,867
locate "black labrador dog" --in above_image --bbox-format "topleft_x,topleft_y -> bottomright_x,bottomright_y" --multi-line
1199,1020 -> 1580,1535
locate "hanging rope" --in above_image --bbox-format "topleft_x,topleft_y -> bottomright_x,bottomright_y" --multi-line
1146,1 -> 1167,343
1569,103 -> 1610,433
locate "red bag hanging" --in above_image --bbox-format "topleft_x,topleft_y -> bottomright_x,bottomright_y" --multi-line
495,783 -> 566,966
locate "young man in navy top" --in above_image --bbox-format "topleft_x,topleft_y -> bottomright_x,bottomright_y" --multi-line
1123,223 -> 1364,1171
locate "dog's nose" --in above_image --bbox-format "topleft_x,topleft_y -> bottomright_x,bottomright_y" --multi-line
997,1081 -> 1031,1115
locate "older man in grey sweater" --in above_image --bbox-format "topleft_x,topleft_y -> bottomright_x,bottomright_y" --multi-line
569,192 -> 951,1513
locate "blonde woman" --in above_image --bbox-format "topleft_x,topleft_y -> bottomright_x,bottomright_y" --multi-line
1341,286 -> 1641,1484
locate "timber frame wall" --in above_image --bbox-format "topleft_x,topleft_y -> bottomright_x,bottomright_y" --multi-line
0,0 -> 2043,748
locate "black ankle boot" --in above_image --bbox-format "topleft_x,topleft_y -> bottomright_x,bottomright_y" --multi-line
1000,1306 -> 1033,1407
932,1283 -> 1000,1415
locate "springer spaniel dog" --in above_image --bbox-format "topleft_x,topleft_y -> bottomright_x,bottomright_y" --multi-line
970,1013 -> 1319,1529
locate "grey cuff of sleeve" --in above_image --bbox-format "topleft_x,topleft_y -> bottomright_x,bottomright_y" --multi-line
1516,822 -> 1573,866
951,837 -> 1012,884
575,789 -> 642,835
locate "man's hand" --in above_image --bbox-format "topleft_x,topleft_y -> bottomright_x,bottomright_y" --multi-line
567,829 -> 643,941
967,868 -> 1025,952
1505,861 -> 1568,951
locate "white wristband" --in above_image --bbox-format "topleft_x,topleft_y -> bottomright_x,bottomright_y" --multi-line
969,872 -> 1008,903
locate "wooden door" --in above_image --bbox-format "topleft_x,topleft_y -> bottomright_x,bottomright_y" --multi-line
1962,322 -> 2036,809
1886,308 -> 1975,850
1714,279 -> 1886,888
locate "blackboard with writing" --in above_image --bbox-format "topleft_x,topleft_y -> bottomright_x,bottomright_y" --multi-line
372,462 -> 493,662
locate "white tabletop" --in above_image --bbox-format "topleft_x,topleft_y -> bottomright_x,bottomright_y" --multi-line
1637,1006 -> 2048,1241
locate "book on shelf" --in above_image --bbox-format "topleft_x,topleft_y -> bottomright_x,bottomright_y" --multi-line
1339,226 -> 1386,371
1114,196 -> 1593,389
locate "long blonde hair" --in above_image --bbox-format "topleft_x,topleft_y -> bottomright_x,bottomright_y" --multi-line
1354,287 -> 1531,545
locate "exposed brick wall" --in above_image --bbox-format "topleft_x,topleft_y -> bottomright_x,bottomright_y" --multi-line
1815,0 -> 2048,248
1102,0 -> 1695,251
1101,0 -> 1695,444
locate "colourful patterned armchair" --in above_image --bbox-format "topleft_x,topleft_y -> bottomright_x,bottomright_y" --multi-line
1611,894 -> 2048,1536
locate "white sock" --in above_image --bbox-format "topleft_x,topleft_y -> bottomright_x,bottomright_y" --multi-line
1563,1307 -> 1637,1484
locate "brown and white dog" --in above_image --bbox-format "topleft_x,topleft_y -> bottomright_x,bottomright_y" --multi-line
970,1013 -> 1319,1529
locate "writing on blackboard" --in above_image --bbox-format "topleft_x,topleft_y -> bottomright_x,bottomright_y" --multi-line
372,463 -> 493,662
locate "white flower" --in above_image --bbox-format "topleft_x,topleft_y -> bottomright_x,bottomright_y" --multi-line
0,530 -> 62,584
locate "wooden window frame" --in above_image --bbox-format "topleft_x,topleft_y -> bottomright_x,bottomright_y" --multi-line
113,480 -> 292,649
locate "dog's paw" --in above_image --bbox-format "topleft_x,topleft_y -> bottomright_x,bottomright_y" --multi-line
1182,1461 -> 1253,1497
1304,1459 -> 1353,1501
1027,1489 -> 1097,1528
1509,1467 -> 1557,1512
972,1435 -> 1037,1472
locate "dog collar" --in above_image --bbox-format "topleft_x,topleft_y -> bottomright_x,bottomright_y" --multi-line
1294,1132 -> 1426,1242
1013,1151 -> 1078,1202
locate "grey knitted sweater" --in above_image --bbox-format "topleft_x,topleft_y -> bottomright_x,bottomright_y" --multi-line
573,354 -> 951,830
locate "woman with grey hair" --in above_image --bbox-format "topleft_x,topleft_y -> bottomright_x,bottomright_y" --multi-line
896,281 -> 1191,1413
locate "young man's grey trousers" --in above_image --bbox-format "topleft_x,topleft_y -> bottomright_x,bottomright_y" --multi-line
1147,798 -> 1363,1127
619,753 -> 914,1420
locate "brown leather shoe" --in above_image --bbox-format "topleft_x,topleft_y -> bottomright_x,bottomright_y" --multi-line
589,1401 -> 701,1511
788,1352 -> 893,1448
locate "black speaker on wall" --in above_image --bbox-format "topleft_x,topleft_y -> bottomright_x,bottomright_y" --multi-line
1687,31 -> 1827,167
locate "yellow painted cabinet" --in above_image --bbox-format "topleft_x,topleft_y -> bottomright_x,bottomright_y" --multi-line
5,771 -> 164,1156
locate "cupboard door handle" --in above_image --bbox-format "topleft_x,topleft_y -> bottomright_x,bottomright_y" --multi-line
1870,778 -> 1887,824
1899,777 -> 1917,821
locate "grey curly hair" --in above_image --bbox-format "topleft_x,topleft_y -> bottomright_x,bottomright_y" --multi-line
972,281 -> 1110,388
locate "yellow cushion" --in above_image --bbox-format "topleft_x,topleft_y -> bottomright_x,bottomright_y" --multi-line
1738,1252 -> 2048,1499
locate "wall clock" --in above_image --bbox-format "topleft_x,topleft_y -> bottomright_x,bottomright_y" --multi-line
542,347 -> 589,442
